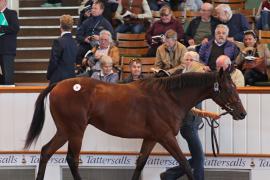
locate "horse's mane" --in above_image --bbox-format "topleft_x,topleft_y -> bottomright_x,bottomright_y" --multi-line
139,72 -> 218,90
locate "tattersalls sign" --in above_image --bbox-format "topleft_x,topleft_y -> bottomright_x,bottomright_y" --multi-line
0,154 -> 269,170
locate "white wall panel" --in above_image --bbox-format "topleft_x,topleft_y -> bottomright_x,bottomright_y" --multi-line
0,92 -> 269,156
246,94 -> 261,154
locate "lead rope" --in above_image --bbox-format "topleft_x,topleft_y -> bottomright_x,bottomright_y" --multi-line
199,111 -> 230,157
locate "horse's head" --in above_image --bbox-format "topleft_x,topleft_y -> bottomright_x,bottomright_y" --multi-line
211,70 -> 246,120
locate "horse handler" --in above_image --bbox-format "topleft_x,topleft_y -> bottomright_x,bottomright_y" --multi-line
160,107 -> 219,180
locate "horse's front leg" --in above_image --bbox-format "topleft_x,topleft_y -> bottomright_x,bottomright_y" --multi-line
131,139 -> 156,180
159,132 -> 194,180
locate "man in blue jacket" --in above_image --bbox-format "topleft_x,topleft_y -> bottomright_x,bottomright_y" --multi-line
46,15 -> 78,84
199,24 -> 239,71
0,0 -> 19,85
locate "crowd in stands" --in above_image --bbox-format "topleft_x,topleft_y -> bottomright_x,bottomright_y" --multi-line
44,0 -> 270,87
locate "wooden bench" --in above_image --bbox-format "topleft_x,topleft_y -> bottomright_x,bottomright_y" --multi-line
117,33 -> 149,57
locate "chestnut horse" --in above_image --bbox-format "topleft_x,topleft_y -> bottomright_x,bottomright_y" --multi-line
24,70 -> 246,180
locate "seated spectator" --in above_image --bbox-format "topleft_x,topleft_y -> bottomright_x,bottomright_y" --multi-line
256,0 -> 270,30
215,4 -> 250,42
185,3 -> 219,47
78,0 -> 119,26
76,1 -> 114,66
216,55 -> 245,87
182,51 -> 206,73
199,24 -> 239,71
146,5 -> 184,57
46,15 -> 78,84
236,30 -> 269,85
155,29 -> 187,75
147,0 -> 169,11
80,30 -> 119,76
114,0 -> 152,33
91,55 -> 119,83
122,58 -> 145,83
41,0 -> 62,7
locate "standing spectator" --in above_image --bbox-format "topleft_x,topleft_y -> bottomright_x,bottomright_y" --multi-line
41,0 -> 62,7
76,1 -> 114,66
256,0 -> 270,30
155,29 -> 187,76
46,15 -> 78,84
215,4 -> 250,42
146,5 -> 184,57
185,3 -> 219,47
236,30 -> 269,85
122,58 -> 145,83
91,55 -> 119,83
0,0 -> 19,85
216,55 -> 245,87
199,24 -> 239,71
114,0 -> 152,33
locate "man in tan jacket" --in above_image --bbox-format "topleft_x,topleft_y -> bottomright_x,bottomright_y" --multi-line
155,29 -> 187,75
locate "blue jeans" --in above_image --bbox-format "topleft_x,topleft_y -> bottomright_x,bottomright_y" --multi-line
256,11 -> 270,30
115,23 -> 145,34
160,113 -> 204,180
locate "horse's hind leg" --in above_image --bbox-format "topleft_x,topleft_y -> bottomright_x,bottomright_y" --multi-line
132,139 -> 156,180
159,133 -> 194,180
66,130 -> 86,180
36,131 -> 67,180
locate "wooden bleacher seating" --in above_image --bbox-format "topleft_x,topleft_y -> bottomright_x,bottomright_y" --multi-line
258,30 -> 270,44
117,33 -> 149,57
212,0 -> 246,10
120,56 -> 156,80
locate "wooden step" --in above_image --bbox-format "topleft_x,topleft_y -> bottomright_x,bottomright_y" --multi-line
15,61 -> 48,71
14,72 -> 47,83
16,49 -> 51,59
19,8 -> 78,17
19,17 -> 79,26
19,0 -> 79,7
18,27 -> 76,36
17,38 -> 55,48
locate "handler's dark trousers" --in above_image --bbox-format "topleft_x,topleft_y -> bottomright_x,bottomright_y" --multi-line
160,114 -> 204,180
0,55 -> 15,85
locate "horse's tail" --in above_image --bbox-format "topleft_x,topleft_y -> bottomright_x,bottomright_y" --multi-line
24,83 -> 57,149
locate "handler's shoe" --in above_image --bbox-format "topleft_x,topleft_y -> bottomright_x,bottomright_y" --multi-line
160,172 -> 168,180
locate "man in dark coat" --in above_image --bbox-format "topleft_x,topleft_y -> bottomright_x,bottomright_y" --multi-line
46,15 -> 78,84
0,0 -> 20,85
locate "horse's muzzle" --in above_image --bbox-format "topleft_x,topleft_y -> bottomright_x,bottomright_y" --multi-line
233,111 -> 247,120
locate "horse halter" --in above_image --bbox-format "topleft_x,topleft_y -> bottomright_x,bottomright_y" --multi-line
212,81 -> 239,117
